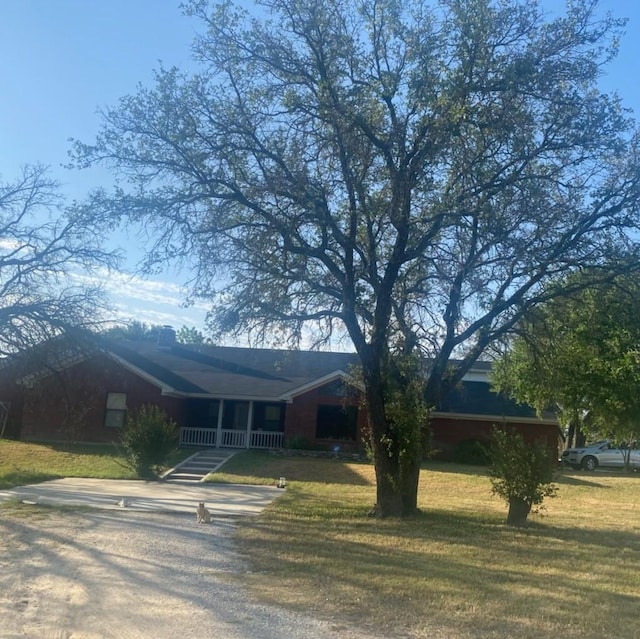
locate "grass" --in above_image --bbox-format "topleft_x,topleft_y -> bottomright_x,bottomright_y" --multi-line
208,452 -> 640,639
0,439 -> 191,489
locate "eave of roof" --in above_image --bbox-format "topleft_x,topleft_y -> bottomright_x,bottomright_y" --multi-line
277,369 -> 363,401
432,411 -> 558,425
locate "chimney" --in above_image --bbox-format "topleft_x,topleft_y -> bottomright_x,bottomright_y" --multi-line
157,325 -> 176,349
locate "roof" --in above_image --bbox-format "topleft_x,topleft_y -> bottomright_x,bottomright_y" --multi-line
434,379 -> 542,419
5,335 -> 548,420
101,339 -> 541,419
103,339 -> 360,401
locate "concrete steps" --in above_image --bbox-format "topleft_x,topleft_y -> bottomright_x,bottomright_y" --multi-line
163,449 -> 238,482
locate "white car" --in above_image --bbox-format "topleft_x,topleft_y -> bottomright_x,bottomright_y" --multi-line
561,440 -> 640,471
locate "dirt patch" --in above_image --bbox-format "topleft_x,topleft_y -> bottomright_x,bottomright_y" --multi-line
0,507 -> 389,639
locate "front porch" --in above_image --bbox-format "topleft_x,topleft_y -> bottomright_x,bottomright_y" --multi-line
179,398 -> 285,449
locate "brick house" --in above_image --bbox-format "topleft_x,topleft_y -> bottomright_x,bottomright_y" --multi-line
0,332 -> 558,456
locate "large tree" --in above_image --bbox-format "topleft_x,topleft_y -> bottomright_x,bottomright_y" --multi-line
0,165 -> 117,354
73,0 -> 640,516
493,274 -> 640,454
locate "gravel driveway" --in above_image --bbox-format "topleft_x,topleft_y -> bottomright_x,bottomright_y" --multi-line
0,509 -> 390,639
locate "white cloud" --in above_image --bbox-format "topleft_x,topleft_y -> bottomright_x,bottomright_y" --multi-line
0,238 -> 22,252
76,268 -> 210,330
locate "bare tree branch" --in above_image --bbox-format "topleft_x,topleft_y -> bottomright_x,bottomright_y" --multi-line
0,165 -> 120,354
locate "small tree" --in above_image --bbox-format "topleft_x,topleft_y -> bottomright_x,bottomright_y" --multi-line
104,321 -> 164,342
493,273 -> 640,460
121,405 -> 179,478
176,325 -> 209,345
489,428 -> 557,526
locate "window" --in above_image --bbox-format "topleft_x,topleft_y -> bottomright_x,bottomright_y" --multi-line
187,400 -> 220,429
104,392 -> 127,428
315,404 -> 358,440
253,403 -> 284,432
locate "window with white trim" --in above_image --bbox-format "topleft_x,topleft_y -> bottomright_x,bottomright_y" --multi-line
104,392 -> 127,428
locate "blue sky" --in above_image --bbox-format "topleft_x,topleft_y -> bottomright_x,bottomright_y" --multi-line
1,0 -> 640,332
0,0 -> 205,329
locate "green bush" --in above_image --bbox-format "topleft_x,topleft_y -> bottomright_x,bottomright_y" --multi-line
489,428 -> 557,526
452,439 -> 491,465
121,405 -> 179,478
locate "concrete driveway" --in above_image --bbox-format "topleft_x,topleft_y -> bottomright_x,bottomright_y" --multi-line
0,477 -> 282,516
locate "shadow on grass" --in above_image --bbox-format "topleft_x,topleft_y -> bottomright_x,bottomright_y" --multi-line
425,460 -> 640,480
421,460 -> 491,476
39,441 -> 120,455
558,467 -> 640,480
0,470 -> 62,490
372,507 -> 640,553
211,450 -> 373,486
240,503 -> 640,639
555,473 -> 610,488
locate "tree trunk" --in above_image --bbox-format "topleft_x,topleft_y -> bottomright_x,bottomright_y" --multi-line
506,498 -> 532,526
366,392 -> 423,517
566,419 -> 576,449
360,345 -> 426,518
576,423 -> 586,448
372,459 -> 404,518
400,457 -> 421,516
363,366 -> 412,518
368,428 -> 422,517
623,448 -> 633,473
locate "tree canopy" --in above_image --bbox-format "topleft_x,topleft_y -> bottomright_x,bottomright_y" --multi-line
493,273 -> 640,448
73,0 -> 640,516
104,321 -> 208,344
0,165 -> 118,354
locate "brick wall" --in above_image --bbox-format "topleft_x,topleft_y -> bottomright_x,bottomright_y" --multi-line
430,415 -> 559,459
19,353 -> 185,443
284,384 -> 367,452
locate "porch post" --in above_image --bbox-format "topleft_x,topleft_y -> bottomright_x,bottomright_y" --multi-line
246,400 -> 254,449
216,399 -> 224,449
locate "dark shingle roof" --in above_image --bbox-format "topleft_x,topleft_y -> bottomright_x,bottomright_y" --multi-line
103,340 -> 542,419
104,339 -> 359,400
6,335 -> 547,419
435,380 -> 539,418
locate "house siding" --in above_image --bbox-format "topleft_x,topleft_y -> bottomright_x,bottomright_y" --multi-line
0,380 -> 24,439
430,415 -> 559,459
1,340 -> 557,456
284,384 -> 367,452
17,353 -> 184,443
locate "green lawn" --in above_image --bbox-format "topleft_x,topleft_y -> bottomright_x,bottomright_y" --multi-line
209,451 -> 640,639
0,440 -> 190,488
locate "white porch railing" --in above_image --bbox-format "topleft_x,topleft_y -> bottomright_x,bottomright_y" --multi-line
251,431 -> 284,449
180,427 -> 217,447
179,427 -> 284,449
220,429 -> 247,448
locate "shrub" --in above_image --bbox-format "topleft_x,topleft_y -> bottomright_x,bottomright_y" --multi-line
489,428 -> 557,526
452,439 -> 491,465
121,405 -> 179,478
